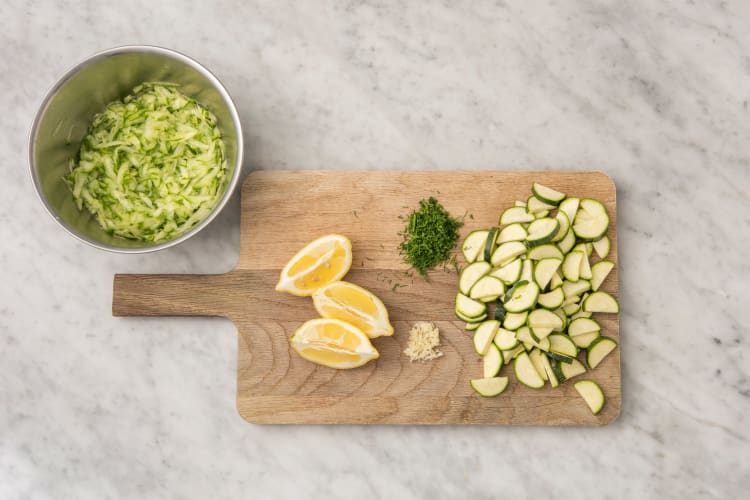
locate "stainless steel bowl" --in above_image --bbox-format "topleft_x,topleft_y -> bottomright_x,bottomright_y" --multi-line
28,46 -> 243,253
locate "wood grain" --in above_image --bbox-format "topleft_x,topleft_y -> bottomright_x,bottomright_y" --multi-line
113,170 -> 620,425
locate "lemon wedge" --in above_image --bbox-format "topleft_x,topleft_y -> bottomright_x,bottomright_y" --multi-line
275,234 -> 353,296
290,318 -> 379,369
312,281 -> 394,338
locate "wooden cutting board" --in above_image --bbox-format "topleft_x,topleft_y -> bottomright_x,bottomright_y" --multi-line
113,171 -> 620,425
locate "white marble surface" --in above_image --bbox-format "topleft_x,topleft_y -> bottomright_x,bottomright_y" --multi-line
2,0 -> 749,498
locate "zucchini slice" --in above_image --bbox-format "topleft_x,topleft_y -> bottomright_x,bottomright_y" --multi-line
502,311 -> 528,331
466,321 -> 482,331
591,260 -> 614,292
573,199 -> 609,241
526,217 -> 560,247
571,331 -> 600,349
497,223 -> 528,244
500,206 -> 534,225
562,251 -> 583,281
593,235 -> 611,259
568,317 -> 601,337
561,358 -> 587,380
517,327 -> 550,351
579,251 -> 593,280
493,327 -> 519,350
559,197 -> 580,225
490,258 -> 522,285
528,308 -> 564,330
514,200 -> 527,208
549,270 -> 564,290
462,230 -> 489,264
528,348 -> 549,381
455,293 -> 487,318
527,195 -> 556,214
534,210 -> 550,219
533,258 -> 562,290
551,211 -> 570,243
504,281 -> 540,313
471,376 -> 509,397
483,228 -> 498,262
520,259 -> 534,283
587,336 -> 618,369
514,352 -> 545,389
502,344 -> 526,363
469,275 -> 505,301
527,244 -> 564,261
459,261 -> 492,295
557,228 -> 576,254
532,182 -> 566,206
539,352 -> 559,387
494,298 -> 506,321
561,302 -> 581,316
537,287 -> 564,310
473,320 -> 500,355
548,334 -> 578,357
491,241 -> 527,267
483,344 -> 503,378
562,279 -> 591,298
574,380 -> 605,415
569,310 -> 592,320
456,310 -> 488,323
582,291 -> 619,313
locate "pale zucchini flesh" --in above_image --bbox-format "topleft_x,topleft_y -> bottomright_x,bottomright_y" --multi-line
574,380 -> 604,414
471,376 -> 509,397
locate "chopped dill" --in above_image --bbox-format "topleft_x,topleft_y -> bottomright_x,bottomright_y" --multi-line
399,197 -> 462,278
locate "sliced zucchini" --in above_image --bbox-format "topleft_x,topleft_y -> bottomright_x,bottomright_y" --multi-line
493,327 -> 518,350
573,199 -> 609,241
462,230 -> 489,264
551,308 -> 567,329
561,302 -> 580,316
549,270 -> 564,290
569,310 -> 592,320
530,326 -> 554,339
503,311 -> 528,331
483,228 -> 498,262
546,351 -> 575,365
491,241 -> 527,267
459,261 -> 492,295
559,197 -> 580,226
533,258 -> 562,290
502,344 -> 525,363
528,348 -> 549,381
471,376 -> 509,397
534,210 -> 550,219
455,293 -> 487,318
519,259 -> 533,284
562,251 -> 583,281
579,251 -> 593,280
572,242 -> 593,258
466,321 -> 482,331
593,235 -> 611,259
571,331 -> 600,349
469,275 -> 505,301
591,260 -> 614,292
532,182 -> 566,206
548,334 -> 578,357
517,327 -> 550,351
526,218 -> 560,247
483,343 -> 503,378
561,358 -> 587,380
504,281 -> 540,313
457,310 -> 487,323
527,244 -> 564,261
574,380 -> 604,415
528,308 -> 564,330
537,287 -> 564,309
549,357 -> 567,383
527,195 -> 556,214
473,320 -> 500,355
568,317 -> 601,337
562,279 -> 591,298
587,336 -> 618,369
557,228 -> 576,254
514,200 -> 527,208
539,353 -> 558,387
497,223 -> 528,244
500,206 -> 534,225
582,291 -> 619,313
514,352 -> 545,389
494,298 -> 506,322
551,211 -> 570,243
490,258 -> 522,284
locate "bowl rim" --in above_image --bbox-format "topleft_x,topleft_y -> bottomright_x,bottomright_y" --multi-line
28,44 -> 244,254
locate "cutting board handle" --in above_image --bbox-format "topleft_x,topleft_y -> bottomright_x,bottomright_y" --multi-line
112,273 -> 235,318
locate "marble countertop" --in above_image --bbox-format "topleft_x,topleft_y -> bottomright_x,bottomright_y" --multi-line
2,0 -> 748,498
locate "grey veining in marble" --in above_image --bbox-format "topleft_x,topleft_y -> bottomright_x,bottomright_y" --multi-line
1,0 -> 749,498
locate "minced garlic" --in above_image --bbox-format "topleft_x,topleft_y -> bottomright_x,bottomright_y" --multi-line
403,322 -> 443,361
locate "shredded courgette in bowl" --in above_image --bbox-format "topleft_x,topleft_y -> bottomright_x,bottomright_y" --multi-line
65,82 -> 227,242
